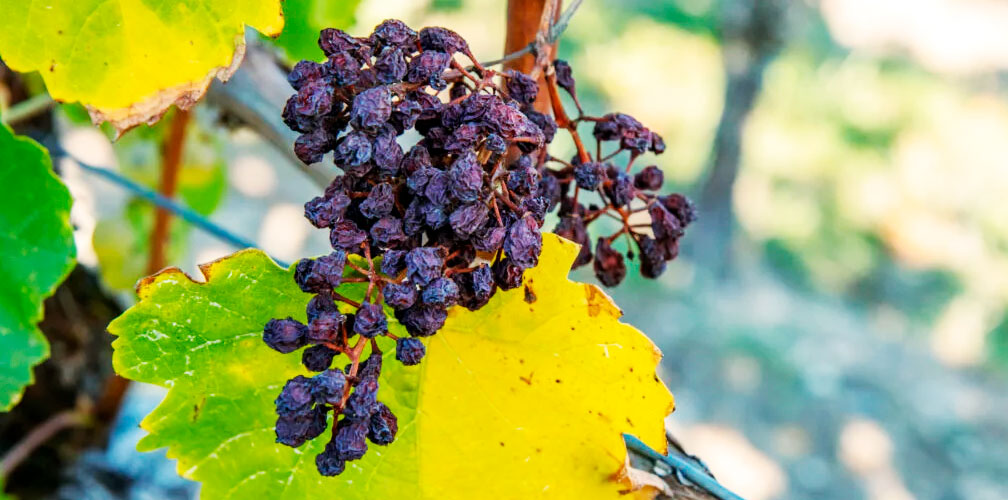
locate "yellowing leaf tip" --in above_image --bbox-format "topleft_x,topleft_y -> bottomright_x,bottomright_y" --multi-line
134,248 -> 276,299
544,232 -> 583,271
196,247 -> 286,279
95,40 -> 249,138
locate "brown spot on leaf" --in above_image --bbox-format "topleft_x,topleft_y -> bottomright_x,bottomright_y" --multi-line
584,284 -> 622,318
192,395 -> 207,421
519,372 -> 534,385
135,266 -> 187,297
523,284 -> 537,303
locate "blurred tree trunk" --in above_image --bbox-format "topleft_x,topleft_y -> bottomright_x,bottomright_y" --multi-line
691,0 -> 785,277
504,0 -> 560,114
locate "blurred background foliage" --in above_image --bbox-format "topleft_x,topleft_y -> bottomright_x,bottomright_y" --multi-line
10,0 -> 1008,499
336,1 -> 1008,498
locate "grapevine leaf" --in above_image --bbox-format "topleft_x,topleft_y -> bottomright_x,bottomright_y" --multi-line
109,234 -> 673,498
0,1 -> 284,135
0,120 -> 76,410
273,0 -> 363,62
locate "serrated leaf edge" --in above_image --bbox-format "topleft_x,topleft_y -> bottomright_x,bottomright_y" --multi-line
113,235 -> 673,496
0,127 -> 76,410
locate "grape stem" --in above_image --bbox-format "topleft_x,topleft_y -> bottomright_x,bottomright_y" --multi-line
148,109 -> 191,275
541,67 -> 656,253
363,241 -> 376,303
625,152 -> 639,173
334,336 -> 371,411
346,260 -> 371,277
547,155 -> 575,169
490,197 -> 505,226
347,337 -> 368,378
495,192 -> 521,212
332,292 -> 362,309
544,72 -> 592,164
450,59 -> 485,86
480,0 -> 584,69
598,147 -> 624,163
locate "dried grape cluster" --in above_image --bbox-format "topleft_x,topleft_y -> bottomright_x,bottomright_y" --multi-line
542,60 -> 696,286
263,19 -> 694,476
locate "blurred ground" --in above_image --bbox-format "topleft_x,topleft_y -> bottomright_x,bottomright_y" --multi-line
44,0 -> 1008,499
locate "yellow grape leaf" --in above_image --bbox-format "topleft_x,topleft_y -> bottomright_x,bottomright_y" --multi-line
0,1 -> 284,135
109,234 -> 673,498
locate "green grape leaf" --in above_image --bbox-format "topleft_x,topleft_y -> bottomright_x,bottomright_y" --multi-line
109,234 -> 672,498
0,121 -> 76,410
0,1 -> 284,135
273,0 -> 363,62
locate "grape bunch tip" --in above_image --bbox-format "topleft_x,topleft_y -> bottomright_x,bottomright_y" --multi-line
262,18 -> 695,476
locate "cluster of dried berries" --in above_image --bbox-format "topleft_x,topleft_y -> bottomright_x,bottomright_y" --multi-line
541,60 -> 696,286
266,19 -> 555,476
264,19 -> 694,477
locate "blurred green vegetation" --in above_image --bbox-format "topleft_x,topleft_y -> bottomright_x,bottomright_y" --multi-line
271,0 -> 362,62
555,0 -> 1008,372
91,108 -> 228,290
338,0 -> 1008,375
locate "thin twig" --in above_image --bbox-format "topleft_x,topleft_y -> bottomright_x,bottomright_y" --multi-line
528,0 -> 561,80
0,410 -> 89,477
480,0 -> 584,68
1,93 -> 55,125
50,147 -> 290,268
548,0 -> 583,42
148,109 -> 191,274
623,434 -> 745,500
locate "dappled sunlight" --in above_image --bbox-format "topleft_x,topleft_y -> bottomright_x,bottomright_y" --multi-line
823,0 -> 1008,74
929,296 -> 994,367
229,153 -> 277,198
257,203 -> 312,264
58,127 -> 119,268
575,18 -> 723,182
838,418 -> 916,500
